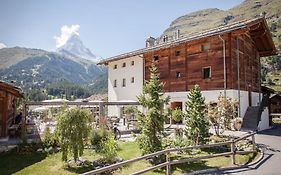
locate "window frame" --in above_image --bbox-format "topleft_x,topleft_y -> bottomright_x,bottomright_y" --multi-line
153,55 -> 159,61
175,50 -> 181,56
113,64 -> 117,69
202,66 -> 211,79
201,43 -> 210,52
122,78 -> 126,87
122,62 -> 126,68
131,61 -> 134,66
113,79 -> 117,87
176,72 -> 181,78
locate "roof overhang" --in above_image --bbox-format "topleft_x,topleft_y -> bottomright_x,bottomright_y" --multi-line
247,18 -> 277,57
98,17 -> 277,65
0,81 -> 24,98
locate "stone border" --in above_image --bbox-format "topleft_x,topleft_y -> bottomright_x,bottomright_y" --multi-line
184,148 -> 264,175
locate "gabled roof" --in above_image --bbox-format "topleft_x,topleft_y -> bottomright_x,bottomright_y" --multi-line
0,80 -> 24,98
98,17 -> 277,65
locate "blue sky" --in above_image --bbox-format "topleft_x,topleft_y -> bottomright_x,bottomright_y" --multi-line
0,0 -> 243,58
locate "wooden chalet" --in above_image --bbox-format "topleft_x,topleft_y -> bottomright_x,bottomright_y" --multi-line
99,16 -> 277,130
0,81 -> 24,138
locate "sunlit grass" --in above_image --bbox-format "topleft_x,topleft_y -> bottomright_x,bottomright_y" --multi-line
0,141 -> 257,175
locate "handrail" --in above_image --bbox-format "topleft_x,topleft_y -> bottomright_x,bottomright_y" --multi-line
82,132 -> 257,175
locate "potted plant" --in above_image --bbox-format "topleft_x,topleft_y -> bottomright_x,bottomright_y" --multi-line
172,108 -> 184,137
232,117 -> 243,131
172,108 -> 183,124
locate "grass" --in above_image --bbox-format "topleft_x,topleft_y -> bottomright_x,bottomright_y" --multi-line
0,141 -> 257,175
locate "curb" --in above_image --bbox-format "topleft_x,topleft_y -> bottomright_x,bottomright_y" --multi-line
184,148 -> 264,175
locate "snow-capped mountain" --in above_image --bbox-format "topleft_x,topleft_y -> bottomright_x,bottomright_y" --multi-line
57,33 -> 101,62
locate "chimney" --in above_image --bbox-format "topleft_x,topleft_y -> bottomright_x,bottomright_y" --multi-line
146,36 -> 156,47
174,29 -> 180,39
163,35 -> 168,42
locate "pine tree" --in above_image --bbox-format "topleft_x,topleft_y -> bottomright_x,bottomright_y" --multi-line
185,85 -> 209,145
137,63 -> 170,156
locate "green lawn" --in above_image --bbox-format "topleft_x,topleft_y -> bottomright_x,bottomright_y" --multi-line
0,141 -> 257,175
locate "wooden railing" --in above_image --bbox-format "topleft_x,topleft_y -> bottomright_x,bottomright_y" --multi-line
82,132 -> 257,175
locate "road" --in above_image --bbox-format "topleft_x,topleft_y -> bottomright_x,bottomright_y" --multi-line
202,125 -> 281,175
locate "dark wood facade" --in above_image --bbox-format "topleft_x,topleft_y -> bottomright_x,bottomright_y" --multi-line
99,17 -> 276,95
144,28 -> 271,93
0,81 -> 23,137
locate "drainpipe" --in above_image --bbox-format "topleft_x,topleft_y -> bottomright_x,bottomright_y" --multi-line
219,35 -> 227,97
236,37 -> 241,118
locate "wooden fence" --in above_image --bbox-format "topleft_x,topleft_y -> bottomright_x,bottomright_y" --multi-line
82,132 -> 257,175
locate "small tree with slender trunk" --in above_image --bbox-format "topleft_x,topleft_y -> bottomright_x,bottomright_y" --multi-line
207,94 -> 238,135
185,85 -> 209,145
137,63 -> 170,157
56,107 -> 92,162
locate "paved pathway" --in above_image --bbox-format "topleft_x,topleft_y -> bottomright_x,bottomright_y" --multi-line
202,125 -> 281,175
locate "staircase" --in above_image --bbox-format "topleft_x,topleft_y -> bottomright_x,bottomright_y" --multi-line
242,106 -> 260,130
242,94 -> 270,131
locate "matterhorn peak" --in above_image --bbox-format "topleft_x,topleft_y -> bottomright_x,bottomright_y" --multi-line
55,25 -> 101,62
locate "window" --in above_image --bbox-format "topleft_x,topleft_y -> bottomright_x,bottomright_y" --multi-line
114,80 -> 117,87
131,61 -> 134,66
176,72 -> 181,78
113,65 -> 117,69
201,44 -> 210,51
122,78 -> 126,87
153,55 -> 159,61
131,77 -> 135,83
175,50 -> 181,56
122,62 -> 126,67
203,67 -> 211,79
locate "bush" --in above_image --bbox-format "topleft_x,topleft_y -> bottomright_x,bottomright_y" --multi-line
172,108 -> 183,123
90,128 -> 112,151
42,126 -> 58,149
163,137 -> 191,149
100,136 -> 118,163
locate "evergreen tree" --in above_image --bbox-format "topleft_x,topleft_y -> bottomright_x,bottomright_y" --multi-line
56,107 -> 92,162
137,64 -> 170,156
185,85 -> 209,145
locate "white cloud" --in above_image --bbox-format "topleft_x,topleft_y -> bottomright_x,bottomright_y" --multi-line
54,24 -> 80,48
0,42 -> 7,49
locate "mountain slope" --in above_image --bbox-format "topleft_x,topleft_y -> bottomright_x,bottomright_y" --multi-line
162,0 -> 281,39
0,47 -> 48,69
0,47 -> 106,91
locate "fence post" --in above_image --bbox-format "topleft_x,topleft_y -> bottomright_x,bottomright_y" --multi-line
166,151 -> 171,175
252,133 -> 256,151
231,138 -> 236,165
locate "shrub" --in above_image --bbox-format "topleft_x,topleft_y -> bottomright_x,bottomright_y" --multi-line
172,108 -> 183,123
90,128 -> 112,151
100,136 -> 118,163
42,126 -> 58,149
